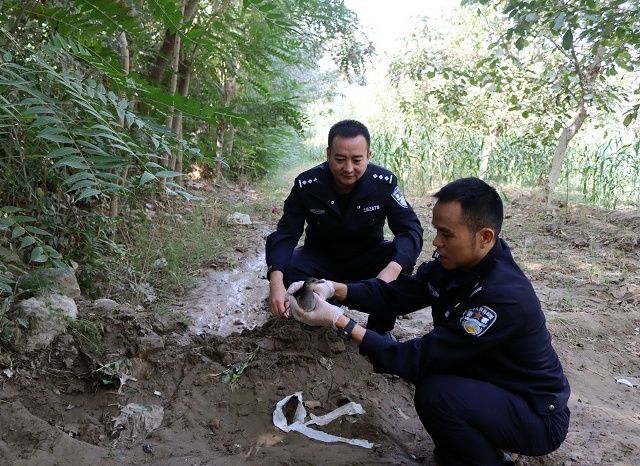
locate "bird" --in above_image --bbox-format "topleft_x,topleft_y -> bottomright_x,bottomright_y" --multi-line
293,277 -> 322,312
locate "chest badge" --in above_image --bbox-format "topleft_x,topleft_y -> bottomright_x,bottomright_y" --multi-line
460,306 -> 496,336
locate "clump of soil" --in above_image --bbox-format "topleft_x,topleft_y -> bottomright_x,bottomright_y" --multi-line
1,187 -> 639,465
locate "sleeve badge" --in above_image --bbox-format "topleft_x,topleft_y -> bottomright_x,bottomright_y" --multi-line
460,306 -> 497,336
391,186 -> 408,208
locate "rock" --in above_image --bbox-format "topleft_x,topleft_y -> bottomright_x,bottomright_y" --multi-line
18,268 -> 81,298
0,246 -> 22,266
137,334 -> 165,356
93,298 -> 119,311
226,212 -> 252,225
12,294 -> 78,352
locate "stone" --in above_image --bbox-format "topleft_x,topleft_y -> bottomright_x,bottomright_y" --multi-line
13,294 -> 78,352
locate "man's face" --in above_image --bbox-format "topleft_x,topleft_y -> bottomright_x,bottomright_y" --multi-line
326,135 -> 371,194
431,201 -> 492,271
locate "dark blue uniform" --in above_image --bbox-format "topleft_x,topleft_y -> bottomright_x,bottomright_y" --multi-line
344,239 -> 571,465
266,162 -> 423,332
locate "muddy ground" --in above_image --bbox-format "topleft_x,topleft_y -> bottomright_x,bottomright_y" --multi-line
1,186 -> 639,465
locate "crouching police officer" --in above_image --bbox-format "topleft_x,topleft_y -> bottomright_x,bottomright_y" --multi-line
287,177 -> 570,466
266,119 -> 423,336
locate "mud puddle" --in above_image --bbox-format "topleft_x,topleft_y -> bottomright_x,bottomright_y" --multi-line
178,252 -> 269,336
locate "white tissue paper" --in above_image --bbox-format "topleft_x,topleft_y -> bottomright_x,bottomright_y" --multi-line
272,391 -> 374,449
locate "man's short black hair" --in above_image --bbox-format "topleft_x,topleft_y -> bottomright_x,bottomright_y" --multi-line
434,177 -> 503,236
327,119 -> 371,150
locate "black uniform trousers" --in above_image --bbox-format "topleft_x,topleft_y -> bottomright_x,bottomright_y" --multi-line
414,374 -> 570,466
282,241 -> 407,333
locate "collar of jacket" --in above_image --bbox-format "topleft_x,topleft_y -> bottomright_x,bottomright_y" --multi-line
444,238 -> 508,293
311,162 -> 380,204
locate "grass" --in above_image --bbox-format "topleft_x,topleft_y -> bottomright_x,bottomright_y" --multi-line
67,317 -> 105,354
113,150 -> 322,323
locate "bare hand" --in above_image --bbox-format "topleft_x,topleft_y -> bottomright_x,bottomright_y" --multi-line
268,274 -> 290,317
376,261 -> 402,283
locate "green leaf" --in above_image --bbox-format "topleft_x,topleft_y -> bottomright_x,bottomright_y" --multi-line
67,180 -> 98,192
43,245 -> 62,258
154,170 -> 182,178
0,206 -> 22,214
75,189 -> 102,202
52,259 -> 71,271
552,12 -> 566,32
19,236 -> 35,250
11,226 -> 26,239
30,116 -> 60,127
52,156 -> 90,170
0,218 -> 16,230
30,247 -> 46,263
25,225 -> 51,236
515,37 -> 525,50
11,216 -> 36,223
48,147 -> 81,159
63,172 -> 95,186
258,4 -> 277,13
2,327 -> 14,340
623,113 -> 634,126
24,106 -> 54,115
139,171 -> 157,185
562,30 -> 573,50
37,127 -> 73,144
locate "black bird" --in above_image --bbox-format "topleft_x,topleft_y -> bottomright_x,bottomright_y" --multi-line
293,277 -> 322,312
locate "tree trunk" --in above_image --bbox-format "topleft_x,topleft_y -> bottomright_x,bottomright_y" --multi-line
478,124 -> 502,180
173,59 -> 192,184
215,74 -> 238,179
543,46 -> 605,205
148,0 -> 199,85
163,29 -> 181,171
215,119 -> 226,179
543,101 -> 587,205
109,30 -> 131,226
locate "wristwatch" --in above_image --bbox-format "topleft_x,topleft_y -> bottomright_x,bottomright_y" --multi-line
337,318 -> 357,340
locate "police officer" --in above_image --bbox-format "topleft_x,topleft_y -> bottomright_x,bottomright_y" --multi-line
266,119 -> 423,335
287,177 -> 571,466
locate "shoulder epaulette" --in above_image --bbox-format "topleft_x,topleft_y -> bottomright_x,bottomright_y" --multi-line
296,164 -> 325,188
297,176 -> 319,188
371,172 -> 394,185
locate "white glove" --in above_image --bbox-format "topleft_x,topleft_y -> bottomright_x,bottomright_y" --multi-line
314,279 -> 335,300
288,293 -> 344,329
286,280 -> 304,295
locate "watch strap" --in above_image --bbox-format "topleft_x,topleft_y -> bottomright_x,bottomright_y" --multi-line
338,318 -> 357,340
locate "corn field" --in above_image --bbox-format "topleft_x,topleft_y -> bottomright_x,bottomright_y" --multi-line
372,129 -> 640,209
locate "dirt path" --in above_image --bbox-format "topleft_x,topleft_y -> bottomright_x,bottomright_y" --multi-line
1,189 -> 639,465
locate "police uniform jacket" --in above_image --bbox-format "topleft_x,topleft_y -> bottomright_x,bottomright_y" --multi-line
344,239 -> 571,416
266,162 -> 423,277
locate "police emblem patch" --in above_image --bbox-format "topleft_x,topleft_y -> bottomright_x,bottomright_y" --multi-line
391,186 -> 408,208
460,306 -> 496,336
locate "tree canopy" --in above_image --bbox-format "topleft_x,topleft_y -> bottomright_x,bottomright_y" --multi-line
0,0 -> 371,291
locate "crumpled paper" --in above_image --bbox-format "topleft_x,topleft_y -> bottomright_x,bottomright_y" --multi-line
615,376 -> 640,387
272,392 -> 373,449
112,403 -> 164,442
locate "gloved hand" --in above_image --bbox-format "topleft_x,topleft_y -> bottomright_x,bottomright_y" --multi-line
313,279 -> 335,300
286,279 -> 334,301
287,292 -> 344,329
